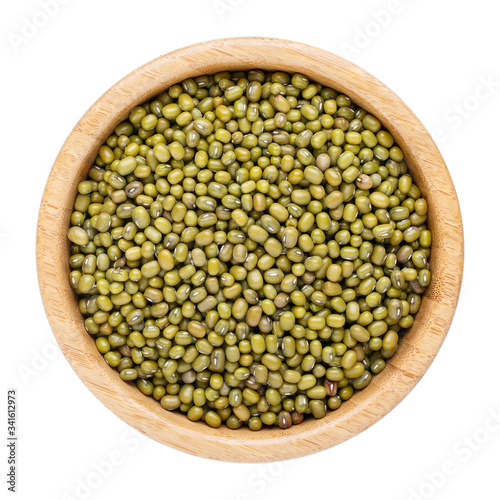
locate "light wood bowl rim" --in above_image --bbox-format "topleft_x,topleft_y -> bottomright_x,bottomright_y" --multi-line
36,37 -> 464,462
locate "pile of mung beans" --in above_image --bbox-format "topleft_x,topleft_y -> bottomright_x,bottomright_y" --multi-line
68,70 -> 432,430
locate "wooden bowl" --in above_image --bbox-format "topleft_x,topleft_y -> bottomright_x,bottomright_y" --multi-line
37,37 -> 464,462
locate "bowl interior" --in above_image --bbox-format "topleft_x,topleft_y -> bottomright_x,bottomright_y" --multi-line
37,37 -> 463,462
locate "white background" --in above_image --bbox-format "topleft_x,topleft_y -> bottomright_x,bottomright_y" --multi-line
2,1 -> 499,499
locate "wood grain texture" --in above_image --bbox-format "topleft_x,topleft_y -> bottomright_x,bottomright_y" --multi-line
36,37 -> 464,462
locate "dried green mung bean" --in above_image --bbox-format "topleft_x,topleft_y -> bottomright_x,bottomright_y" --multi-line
69,69 -> 432,430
